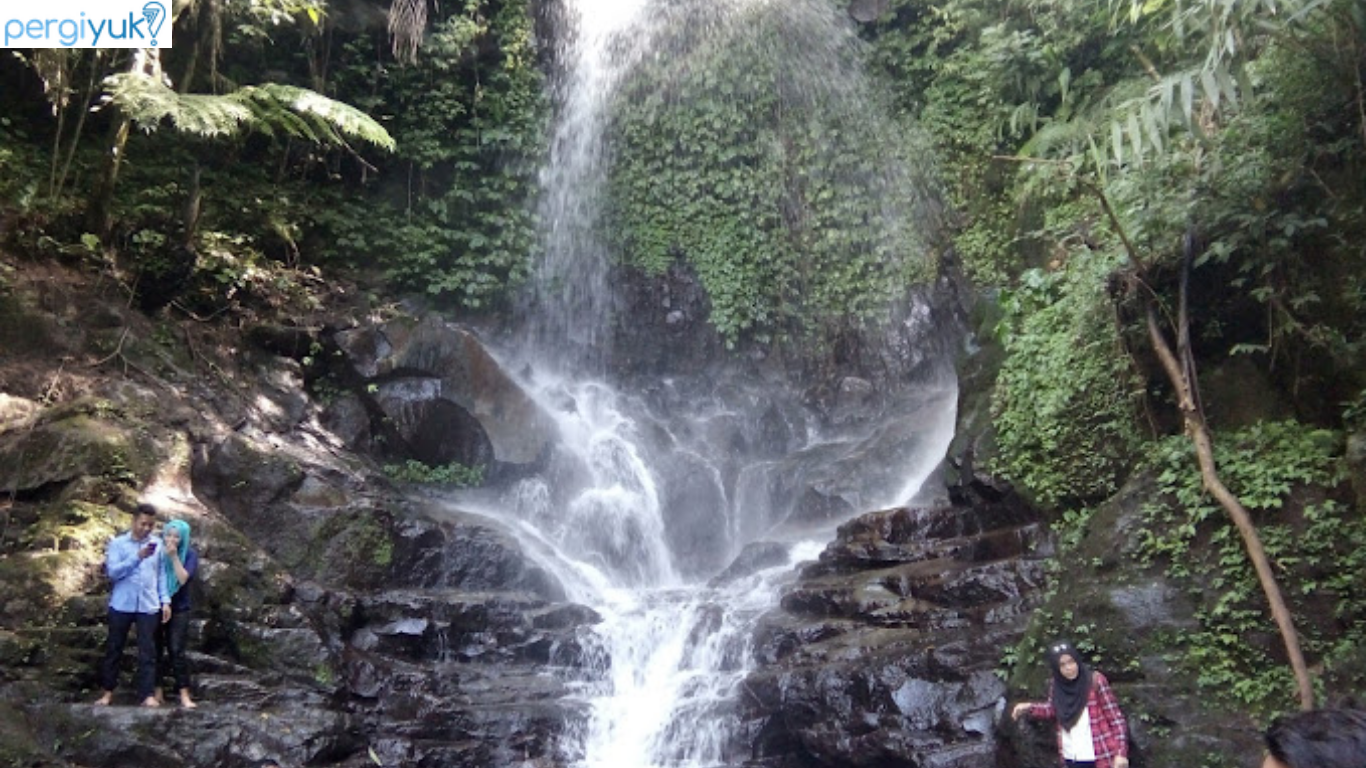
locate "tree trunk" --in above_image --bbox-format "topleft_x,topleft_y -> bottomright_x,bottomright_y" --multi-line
1091,183 -> 1316,710
55,52 -> 103,201
87,49 -> 161,240
1144,306 -> 1315,710
87,117 -> 131,240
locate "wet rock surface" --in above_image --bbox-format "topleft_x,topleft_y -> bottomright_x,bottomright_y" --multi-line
737,496 -> 1048,768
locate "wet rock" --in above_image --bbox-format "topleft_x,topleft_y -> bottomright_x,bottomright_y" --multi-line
711,541 -> 791,586
739,495 -> 1047,767
660,450 -> 731,579
36,688 -> 357,768
424,510 -> 566,599
335,315 -> 556,467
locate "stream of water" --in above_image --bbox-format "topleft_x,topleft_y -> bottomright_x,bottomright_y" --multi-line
456,369 -> 956,767
472,0 -> 954,764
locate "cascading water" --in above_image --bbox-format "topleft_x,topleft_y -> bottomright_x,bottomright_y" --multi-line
456,0 -> 957,765
527,0 -> 651,363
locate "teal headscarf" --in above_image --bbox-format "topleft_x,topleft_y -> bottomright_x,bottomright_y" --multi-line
161,519 -> 191,598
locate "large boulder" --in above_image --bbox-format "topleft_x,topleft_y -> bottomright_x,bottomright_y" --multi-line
334,316 -> 557,469
739,495 -> 1047,767
998,473 -> 1261,768
0,397 -> 163,495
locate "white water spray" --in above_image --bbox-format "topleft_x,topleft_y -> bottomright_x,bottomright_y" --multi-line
472,0 -> 957,765
529,0 -> 654,358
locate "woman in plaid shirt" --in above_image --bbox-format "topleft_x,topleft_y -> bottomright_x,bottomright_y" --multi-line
1011,641 -> 1131,768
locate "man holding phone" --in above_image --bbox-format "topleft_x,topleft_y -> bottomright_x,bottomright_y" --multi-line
94,503 -> 170,707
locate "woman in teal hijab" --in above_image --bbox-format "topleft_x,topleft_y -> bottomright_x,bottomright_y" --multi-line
156,519 -> 199,708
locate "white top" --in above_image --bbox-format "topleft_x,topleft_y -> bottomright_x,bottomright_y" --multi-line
1059,708 -> 1097,761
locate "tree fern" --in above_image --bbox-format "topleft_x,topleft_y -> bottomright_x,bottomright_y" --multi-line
234,84 -> 396,149
103,72 -> 253,137
102,72 -> 395,150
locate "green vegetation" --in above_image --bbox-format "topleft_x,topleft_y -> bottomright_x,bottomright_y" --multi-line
605,3 -> 936,347
990,257 -> 1141,508
382,459 -> 484,488
321,0 -> 546,306
1139,422 -> 1365,715
1,0 -> 544,313
873,0 -> 1366,715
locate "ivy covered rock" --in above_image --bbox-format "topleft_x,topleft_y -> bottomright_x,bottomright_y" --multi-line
999,472 -> 1258,768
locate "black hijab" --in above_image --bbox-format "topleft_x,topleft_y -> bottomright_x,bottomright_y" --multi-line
1046,640 -> 1093,729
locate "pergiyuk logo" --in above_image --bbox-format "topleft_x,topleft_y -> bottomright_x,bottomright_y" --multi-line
3,0 -> 171,49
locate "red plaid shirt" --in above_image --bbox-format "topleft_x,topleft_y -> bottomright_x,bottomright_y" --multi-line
1025,670 -> 1129,768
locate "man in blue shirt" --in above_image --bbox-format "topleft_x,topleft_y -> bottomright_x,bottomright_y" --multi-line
94,503 -> 169,707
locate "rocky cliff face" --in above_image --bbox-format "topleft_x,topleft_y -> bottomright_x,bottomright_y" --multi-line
0,256 -> 602,767
2,252 -> 1285,768
0,247 -> 1023,768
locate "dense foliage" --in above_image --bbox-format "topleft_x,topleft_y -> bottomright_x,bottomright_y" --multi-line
603,1 -> 938,346
0,0 -> 544,311
990,257 -> 1141,509
860,0 -> 1366,715
1140,422 -> 1366,714
321,0 -> 545,307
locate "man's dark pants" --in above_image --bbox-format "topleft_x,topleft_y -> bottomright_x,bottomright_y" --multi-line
99,608 -> 159,699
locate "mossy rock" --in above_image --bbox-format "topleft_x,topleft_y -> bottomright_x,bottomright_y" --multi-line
0,698 -> 53,767
0,549 -> 108,629
0,289 -> 56,360
18,501 -> 121,556
0,402 -> 162,493
946,290 -> 1006,487
304,509 -> 397,590
3,626 -> 108,695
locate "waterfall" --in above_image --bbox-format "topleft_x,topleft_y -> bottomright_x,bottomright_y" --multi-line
479,0 -> 955,764
527,0 -> 651,364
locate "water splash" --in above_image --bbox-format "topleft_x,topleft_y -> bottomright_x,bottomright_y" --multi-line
486,0 -> 958,764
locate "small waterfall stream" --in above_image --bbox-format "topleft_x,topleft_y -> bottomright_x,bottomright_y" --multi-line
482,373 -> 956,767
457,0 -> 955,764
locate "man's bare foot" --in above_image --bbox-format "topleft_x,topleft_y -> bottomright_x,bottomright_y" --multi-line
94,692 -> 113,706
153,687 -> 165,706
179,690 -> 197,709
141,696 -> 161,707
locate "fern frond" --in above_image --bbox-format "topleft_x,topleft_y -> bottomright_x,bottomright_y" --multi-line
232,84 -> 397,150
100,74 -> 395,151
103,72 -> 252,137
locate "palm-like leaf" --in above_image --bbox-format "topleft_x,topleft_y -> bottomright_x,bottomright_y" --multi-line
102,73 -> 395,150
103,72 -> 252,137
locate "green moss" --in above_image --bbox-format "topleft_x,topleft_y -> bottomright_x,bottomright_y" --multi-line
0,406 -> 162,493
306,511 -> 397,587
313,661 -> 336,687
988,259 -> 1142,510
